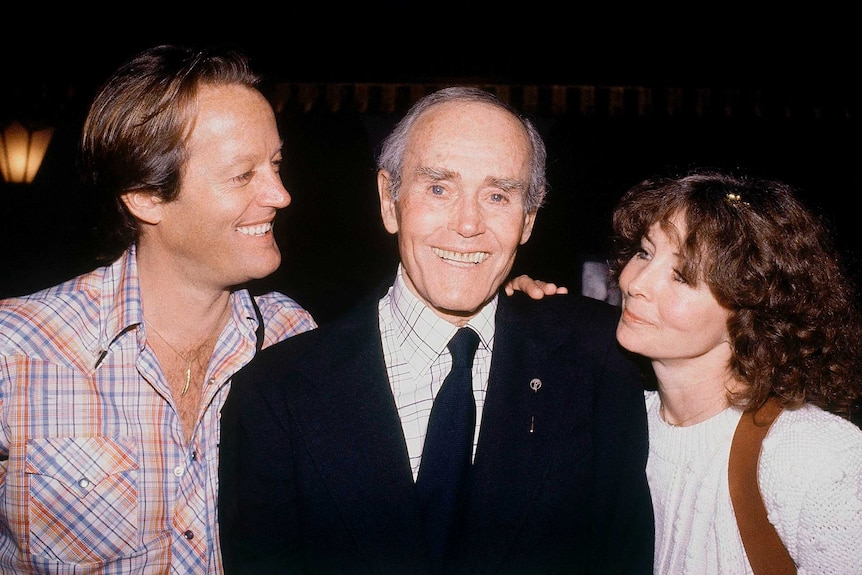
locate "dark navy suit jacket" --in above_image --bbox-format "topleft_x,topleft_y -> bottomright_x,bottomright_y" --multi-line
219,287 -> 654,574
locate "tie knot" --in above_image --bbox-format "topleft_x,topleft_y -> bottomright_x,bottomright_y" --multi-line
448,328 -> 480,369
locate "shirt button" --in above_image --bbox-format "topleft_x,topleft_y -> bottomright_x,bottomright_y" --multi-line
191,451 -> 198,461
183,530 -> 194,540
78,478 -> 91,489
173,465 -> 184,477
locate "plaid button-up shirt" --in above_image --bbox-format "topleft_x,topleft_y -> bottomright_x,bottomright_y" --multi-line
0,247 -> 316,574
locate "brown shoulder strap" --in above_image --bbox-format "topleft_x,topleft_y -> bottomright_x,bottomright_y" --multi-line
728,397 -> 796,574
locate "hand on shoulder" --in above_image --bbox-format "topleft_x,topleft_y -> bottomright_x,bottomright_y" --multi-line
504,274 -> 568,299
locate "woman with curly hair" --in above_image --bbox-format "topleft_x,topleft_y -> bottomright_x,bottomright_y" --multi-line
610,167 -> 862,574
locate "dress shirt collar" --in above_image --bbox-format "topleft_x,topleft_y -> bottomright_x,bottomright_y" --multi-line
389,264 -> 496,371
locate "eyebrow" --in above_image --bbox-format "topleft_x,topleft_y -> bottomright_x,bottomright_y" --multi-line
225,140 -> 285,167
489,177 -> 527,194
416,166 -> 527,193
417,166 -> 457,181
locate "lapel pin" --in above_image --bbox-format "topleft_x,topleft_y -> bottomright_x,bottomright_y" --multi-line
529,378 -> 542,433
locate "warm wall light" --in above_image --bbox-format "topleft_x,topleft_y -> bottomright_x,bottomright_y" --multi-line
0,121 -> 54,184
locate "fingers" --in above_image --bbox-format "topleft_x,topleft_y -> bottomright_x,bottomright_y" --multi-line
504,275 -> 568,299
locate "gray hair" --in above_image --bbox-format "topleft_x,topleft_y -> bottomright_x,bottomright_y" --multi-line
375,86 -> 548,213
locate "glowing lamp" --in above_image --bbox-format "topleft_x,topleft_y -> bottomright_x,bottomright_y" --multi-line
0,121 -> 54,184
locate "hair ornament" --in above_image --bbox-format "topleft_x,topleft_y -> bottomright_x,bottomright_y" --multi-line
725,192 -> 749,207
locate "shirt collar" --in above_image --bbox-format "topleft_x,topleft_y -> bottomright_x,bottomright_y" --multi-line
94,245 -> 262,368
95,246 -> 144,364
390,264 -> 496,366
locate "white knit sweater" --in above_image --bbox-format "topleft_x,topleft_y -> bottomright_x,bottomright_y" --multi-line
645,390 -> 862,575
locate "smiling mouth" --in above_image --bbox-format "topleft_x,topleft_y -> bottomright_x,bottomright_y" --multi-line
237,223 -> 273,237
432,247 -> 489,264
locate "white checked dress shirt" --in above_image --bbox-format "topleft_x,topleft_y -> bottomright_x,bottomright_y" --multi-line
378,265 -> 495,479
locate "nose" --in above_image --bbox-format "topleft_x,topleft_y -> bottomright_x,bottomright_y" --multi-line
621,260 -> 651,299
263,173 -> 291,209
449,195 -> 485,237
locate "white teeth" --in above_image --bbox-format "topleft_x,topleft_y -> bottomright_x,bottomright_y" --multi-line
432,247 -> 489,264
237,223 -> 273,237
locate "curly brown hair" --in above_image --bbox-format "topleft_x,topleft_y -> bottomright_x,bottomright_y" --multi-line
609,168 -> 862,420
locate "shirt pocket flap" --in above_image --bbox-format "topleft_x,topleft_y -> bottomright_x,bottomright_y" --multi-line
25,436 -> 138,497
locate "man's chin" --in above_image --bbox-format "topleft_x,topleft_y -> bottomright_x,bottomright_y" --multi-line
239,257 -> 281,284
427,293 -> 496,323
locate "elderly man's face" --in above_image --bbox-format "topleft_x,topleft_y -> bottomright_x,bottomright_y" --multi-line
378,100 -> 536,325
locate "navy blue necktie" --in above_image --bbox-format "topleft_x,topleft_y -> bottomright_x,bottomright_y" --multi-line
415,327 -> 481,567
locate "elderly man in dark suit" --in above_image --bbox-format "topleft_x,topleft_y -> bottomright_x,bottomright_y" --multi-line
218,86 -> 654,574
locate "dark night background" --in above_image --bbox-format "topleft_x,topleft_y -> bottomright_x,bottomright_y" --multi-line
2,8 -> 859,323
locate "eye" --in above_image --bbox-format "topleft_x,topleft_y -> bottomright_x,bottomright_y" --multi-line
430,184 -> 445,196
232,171 -> 254,184
272,158 -> 283,172
634,247 -> 651,261
634,235 -> 655,260
489,192 -> 507,204
672,269 -> 688,284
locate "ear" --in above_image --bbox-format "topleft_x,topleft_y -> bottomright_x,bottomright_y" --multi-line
519,210 -> 538,245
120,189 -> 164,225
377,170 -> 399,235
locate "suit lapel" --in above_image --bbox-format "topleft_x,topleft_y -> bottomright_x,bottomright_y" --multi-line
466,294 -> 591,566
285,298 -> 429,564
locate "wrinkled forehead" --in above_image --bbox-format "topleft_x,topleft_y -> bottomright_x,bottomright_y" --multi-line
407,101 -> 532,171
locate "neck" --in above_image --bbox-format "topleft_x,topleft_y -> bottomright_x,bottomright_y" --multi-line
136,248 -> 233,343
652,359 -> 741,427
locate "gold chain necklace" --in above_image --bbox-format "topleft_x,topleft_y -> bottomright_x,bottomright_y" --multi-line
659,402 -> 682,427
145,320 -> 200,396
659,400 -> 724,427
